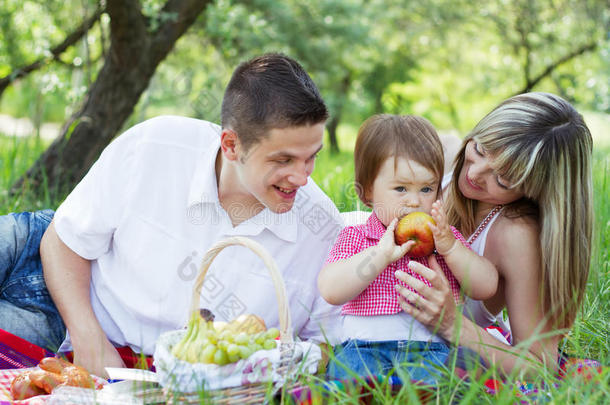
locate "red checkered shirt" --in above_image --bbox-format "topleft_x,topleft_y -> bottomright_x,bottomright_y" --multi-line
325,212 -> 466,316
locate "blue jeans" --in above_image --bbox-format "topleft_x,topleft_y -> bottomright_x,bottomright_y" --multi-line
327,339 -> 450,384
0,210 -> 65,351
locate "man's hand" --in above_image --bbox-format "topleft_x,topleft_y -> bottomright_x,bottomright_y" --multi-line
72,334 -> 125,378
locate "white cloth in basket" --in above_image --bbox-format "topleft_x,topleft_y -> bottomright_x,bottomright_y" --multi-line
154,330 -> 321,392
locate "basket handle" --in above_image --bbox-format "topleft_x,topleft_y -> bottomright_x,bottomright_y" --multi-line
190,236 -> 294,344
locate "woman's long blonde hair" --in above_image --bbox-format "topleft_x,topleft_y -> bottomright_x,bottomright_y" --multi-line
446,92 -> 593,329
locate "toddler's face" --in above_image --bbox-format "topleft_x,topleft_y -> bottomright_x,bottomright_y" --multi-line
367,156 -> 439,227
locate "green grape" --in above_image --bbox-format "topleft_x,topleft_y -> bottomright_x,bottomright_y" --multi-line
234,333 -> 248,345
207,333 -> 218,344
265,328 -> 280,340
218,340 -> 229,351
263,340 -> 276,350
254,333 -> 265,345
218,330 -> 232,342
238,345 -> 254,359
226,344 -> 240,357
228,352 -> 240,363
214,348 -> 229,365
200,344 -> 217,364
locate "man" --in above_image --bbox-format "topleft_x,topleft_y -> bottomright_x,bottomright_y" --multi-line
38,53 -> 343,377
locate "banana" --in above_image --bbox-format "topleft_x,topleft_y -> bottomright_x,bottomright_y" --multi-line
171,310 -> 200,358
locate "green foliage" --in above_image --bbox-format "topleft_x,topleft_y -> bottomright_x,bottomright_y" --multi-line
2,0 -> 608,135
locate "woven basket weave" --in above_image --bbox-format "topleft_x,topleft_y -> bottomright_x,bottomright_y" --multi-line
155,236 -> 314,404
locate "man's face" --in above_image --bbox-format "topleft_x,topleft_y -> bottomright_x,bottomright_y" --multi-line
234,123 -> 325,214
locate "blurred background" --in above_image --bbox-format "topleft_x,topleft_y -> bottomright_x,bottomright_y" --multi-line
0,0 -> 608,207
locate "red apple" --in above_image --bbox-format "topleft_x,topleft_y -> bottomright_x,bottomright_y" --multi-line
394,212 -> 436,257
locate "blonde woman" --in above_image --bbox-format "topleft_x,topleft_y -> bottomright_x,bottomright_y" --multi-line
394,92 -> 593,375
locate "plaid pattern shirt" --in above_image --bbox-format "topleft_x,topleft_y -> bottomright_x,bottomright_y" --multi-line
325,212 -> 466,316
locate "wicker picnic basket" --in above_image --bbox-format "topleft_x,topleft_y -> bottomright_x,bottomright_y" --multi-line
154,236 -> 320,404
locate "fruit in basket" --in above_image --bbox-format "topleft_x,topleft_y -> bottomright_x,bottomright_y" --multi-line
172,309 -> 280,365
229,314 -> 267,334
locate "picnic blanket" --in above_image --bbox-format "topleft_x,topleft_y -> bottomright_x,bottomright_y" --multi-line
0,327 -> 153,371
0,368 -> 50,405
0,329 -> 54,370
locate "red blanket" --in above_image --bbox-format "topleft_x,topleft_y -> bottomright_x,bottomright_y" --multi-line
0,330 -> 52,370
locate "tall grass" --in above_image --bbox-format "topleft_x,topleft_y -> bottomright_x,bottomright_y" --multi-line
0,135 -> 56,212
1,134 -> 608,402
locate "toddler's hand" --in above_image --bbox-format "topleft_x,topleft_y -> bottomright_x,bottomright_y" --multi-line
378,218 -> 415,263
429,200 -> 459,256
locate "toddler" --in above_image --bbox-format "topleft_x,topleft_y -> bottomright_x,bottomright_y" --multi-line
318,114 -> 498,382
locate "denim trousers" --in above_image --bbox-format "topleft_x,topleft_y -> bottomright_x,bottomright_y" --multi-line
327,339 -> 450,384
0,210 -> 65,351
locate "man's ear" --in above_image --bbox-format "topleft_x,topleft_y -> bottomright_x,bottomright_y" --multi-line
220,129 -> 240,161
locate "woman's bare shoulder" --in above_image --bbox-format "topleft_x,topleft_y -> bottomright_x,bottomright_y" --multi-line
486,213 -> 540,276
494,213 -> 539,238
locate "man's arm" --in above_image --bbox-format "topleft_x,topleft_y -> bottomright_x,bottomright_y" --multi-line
40,220 -> 125,377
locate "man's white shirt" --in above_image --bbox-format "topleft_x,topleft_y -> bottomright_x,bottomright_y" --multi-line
54,116 -> 343,355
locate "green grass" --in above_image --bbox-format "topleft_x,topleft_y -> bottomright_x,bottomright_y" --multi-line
0,134 -> 56,212
1,133 -> 608,403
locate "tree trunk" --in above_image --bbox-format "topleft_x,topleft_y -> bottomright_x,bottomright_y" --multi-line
326,115 -> 340,155
326,74 -> 352,155
12,0 -> 209,197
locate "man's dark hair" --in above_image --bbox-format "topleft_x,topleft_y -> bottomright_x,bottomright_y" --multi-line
221,53 -> 329,152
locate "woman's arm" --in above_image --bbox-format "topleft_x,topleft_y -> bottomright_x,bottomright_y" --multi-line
484,216 -> 560,369
429,201 -> 498,300
318,218 -> 414,305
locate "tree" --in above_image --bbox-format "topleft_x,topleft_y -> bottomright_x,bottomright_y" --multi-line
0,5 -> 103,99
12,0 -> 209,197
484,0 -> 607,96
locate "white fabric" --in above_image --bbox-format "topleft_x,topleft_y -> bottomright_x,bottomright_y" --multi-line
441,172 -> 453,190
54,116 -> 344,355
336,210 -> 441,342
339,210 -> 371,226
341,314 -> 443,342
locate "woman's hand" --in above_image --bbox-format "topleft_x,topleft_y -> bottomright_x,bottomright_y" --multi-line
394,256 -> 458,341
429,200 -> 459,256
377,218 -> 415,263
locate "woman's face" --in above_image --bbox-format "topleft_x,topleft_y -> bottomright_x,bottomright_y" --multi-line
458,140 -> 525,207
